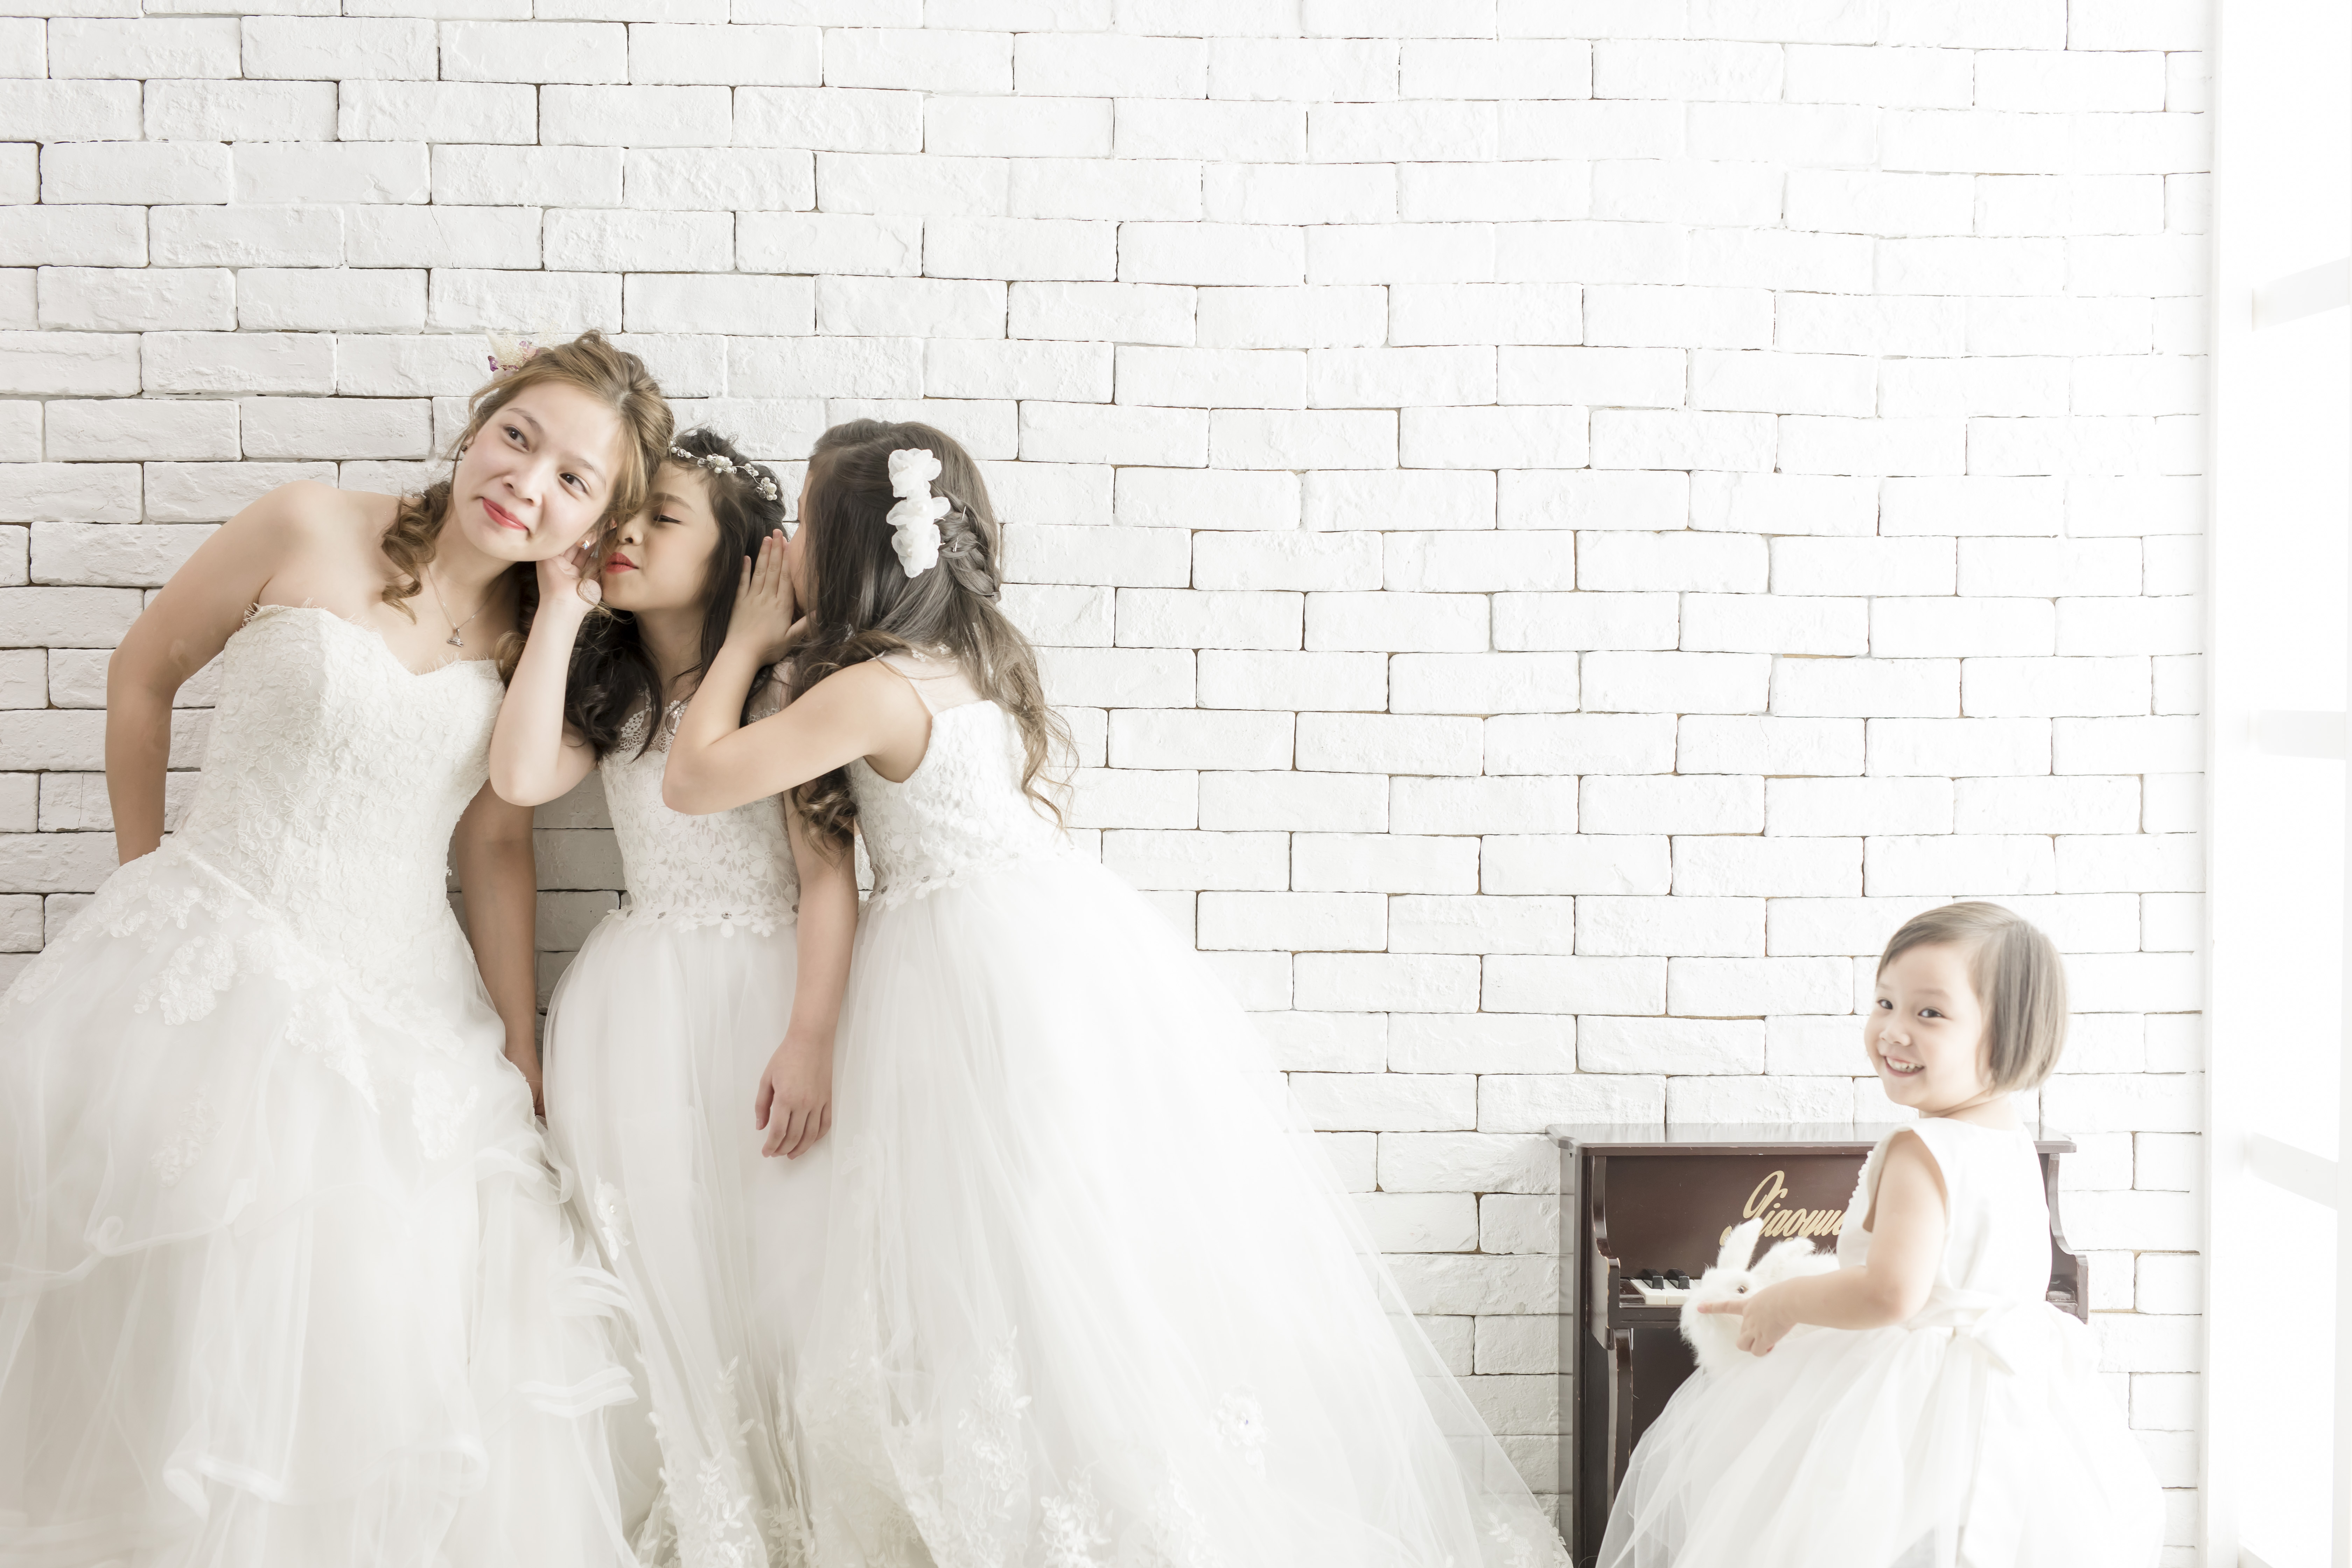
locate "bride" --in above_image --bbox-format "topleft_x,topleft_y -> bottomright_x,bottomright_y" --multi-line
0,332 -> 670,1568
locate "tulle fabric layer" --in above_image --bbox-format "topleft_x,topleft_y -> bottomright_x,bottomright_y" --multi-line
0,847 -> 637,1568
1598,1305 -> 2163,1568
543,911 -> 829,1566
798,854 -> 1566,1568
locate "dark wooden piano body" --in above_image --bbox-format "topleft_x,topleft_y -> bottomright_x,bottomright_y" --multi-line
1547,1122 -> 2087,1566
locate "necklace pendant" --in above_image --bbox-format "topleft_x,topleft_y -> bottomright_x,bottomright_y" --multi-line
446,632 -> 465,647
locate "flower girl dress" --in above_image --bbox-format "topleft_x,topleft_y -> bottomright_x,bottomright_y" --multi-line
1600,1117 -> 2163,1567
0,604 -> 635,1568
794,652 -> 1566,1568
543,689 -> 827,1568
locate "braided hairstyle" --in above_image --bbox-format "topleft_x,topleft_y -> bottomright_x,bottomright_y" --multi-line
786,418 -> 1069,851
564,427 -> 790,758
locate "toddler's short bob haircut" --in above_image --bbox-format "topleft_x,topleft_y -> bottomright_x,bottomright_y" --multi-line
1877,901 -> 2069,1092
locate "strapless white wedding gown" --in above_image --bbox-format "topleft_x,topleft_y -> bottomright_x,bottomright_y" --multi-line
796,654 -> 1567,1568
0,604 -> 637,1568
542,693 -> 829,1568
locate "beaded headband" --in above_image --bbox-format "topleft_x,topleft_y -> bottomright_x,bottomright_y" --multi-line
670,445 -> 782,503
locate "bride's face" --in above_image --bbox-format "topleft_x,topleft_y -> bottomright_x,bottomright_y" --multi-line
448,382 -> 630,565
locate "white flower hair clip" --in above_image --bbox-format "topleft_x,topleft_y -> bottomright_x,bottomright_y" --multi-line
670,444 -> 781,503
485,330 -> 544,376
885,447 -> 949,579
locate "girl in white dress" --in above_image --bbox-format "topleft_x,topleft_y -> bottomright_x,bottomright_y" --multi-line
662,419 -> 1569,1568
0,332 -> 671,1567
489,427 -> 855,1567
1600,902 -> 2164,1568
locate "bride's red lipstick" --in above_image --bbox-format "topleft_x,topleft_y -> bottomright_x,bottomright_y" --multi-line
482,497 -> 527,532
604,552 -> 637,573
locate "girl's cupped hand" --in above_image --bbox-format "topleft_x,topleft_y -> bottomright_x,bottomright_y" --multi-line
725,528 -> 799,663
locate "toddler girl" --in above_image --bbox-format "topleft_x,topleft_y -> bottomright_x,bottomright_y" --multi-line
1601,901 -> 2164,1567
489,428 -> 854,1565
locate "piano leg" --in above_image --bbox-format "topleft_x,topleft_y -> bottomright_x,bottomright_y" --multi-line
1574,1327 -> 1638,1566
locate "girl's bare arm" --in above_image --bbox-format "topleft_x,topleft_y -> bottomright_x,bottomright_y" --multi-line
1700,1130 -> 1948,1352
449,782 -> 548,1114
663,534 -> 923,815
488,544 -> 599,807
757,811 -> 858,1159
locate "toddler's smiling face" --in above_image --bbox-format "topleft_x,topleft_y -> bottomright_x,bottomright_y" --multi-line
1866,940 -> 1997,1115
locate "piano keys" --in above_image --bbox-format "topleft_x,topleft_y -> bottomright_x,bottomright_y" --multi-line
1546,1121 -> 2087,1566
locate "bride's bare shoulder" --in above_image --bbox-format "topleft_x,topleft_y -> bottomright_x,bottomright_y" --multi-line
236,480 -> 401,550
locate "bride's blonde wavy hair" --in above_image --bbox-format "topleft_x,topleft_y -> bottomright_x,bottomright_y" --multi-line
378,331 -> 672,670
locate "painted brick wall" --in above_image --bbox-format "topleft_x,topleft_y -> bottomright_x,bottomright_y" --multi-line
0,0 -> 2208,1544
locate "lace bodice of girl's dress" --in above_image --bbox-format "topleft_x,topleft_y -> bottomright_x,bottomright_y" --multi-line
603,685 -> 795,936
847,652 -> 1065,909
1838,1117 -> 2056,1315
169,603 -> 505,979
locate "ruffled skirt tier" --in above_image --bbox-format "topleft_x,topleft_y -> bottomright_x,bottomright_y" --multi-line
0,848 -> 637,1568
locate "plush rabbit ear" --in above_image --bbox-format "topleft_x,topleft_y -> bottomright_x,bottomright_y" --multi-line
1717,1216 -> 1764,1273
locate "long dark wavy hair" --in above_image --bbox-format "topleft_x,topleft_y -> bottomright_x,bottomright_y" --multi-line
563,428 -> 790,759
786,419 -> 1069,850
376,331 -> 671,680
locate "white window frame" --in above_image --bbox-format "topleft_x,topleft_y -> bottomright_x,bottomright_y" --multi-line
2206,4 -> 2352,1564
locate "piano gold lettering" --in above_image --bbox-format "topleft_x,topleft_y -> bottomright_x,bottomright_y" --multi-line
1721,1169 -> 1845,1247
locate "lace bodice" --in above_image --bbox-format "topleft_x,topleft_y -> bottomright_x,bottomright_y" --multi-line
169,604 -> 505,980
848,657 -> 1065,909
603,696 -> 796,935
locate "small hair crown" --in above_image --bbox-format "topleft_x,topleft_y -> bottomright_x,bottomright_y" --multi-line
885,447 -> 949,579
670,444 -> 782,503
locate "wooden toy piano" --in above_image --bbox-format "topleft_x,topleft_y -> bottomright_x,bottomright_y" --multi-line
1547,1121 -> 2087,1565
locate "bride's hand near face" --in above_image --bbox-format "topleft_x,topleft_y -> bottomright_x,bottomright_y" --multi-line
724,529 -> 799,664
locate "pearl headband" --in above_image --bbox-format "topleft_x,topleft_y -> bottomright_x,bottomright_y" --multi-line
670,445 -> 782,503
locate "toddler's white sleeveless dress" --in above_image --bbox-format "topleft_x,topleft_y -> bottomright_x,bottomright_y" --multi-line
543,690 -> 829,1568
794,652 -> 1567,1568
0,603 -> 636,1568
1600,1117 -> 2164,1568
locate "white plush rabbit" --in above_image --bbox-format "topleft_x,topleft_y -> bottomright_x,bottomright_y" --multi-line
1678,1217 -> 1841,1375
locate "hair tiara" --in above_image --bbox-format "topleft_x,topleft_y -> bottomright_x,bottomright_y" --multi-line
670,444 -> 782,503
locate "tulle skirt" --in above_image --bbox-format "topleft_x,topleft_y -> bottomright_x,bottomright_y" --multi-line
0,846 -> 637,1568
796,852 -> 1566,1568
1598,1300 -> 2164,1568
544,909 -> 830,1567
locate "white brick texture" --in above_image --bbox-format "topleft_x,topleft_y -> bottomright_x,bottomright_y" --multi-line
0,7 -> 2208,1537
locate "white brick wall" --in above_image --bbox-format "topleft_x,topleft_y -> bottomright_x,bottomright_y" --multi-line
0,3 -> 2208,1545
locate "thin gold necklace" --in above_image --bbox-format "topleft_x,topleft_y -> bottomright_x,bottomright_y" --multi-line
422,564 -> 488,649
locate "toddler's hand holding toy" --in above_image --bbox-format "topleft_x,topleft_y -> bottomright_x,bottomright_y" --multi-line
1696,1282 -> 1804,1357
